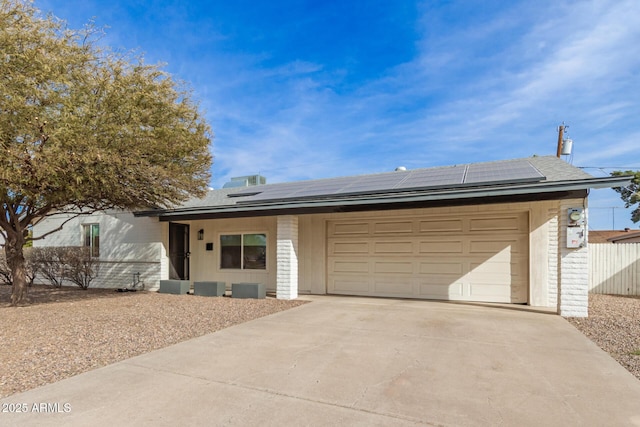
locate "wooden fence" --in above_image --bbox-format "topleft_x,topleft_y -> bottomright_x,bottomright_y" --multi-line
589,243 -> 640,295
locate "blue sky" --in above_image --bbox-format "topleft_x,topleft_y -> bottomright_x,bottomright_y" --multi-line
35,0 -> 640,230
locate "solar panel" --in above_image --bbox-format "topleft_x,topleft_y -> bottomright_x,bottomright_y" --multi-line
337,172 -> 409,194
294,177 -> 355,197
465,159 -> 545,184
395,165 -> 466,190
231,159 -> 546,203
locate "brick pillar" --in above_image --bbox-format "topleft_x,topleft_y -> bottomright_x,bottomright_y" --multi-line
277,215 -> 299,300
558,199 -> 589,317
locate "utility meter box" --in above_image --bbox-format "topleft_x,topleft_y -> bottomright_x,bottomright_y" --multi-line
567,207 -> 586,248
567,227 -> 585,248
568,208 -> 585,226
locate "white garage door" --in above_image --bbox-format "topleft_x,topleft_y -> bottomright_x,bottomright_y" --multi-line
327,212 -> 529,303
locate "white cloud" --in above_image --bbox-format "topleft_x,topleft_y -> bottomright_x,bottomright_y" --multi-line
35,0 -> 640,207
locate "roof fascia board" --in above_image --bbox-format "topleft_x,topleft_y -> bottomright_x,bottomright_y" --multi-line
135,175 -> 629,219
154,190 -> 587,222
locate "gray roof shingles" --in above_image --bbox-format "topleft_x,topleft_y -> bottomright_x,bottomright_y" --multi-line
138,156 -> 626,217
182,156 -> 592,207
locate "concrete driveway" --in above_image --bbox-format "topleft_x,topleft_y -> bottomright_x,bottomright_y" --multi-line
2,296 -> 640,426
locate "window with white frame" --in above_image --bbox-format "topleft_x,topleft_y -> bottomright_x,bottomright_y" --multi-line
82,224 -> 100,257
220,233 -> 266,270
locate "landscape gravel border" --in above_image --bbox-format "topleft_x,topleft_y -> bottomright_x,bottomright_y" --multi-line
567,294 -> 640,381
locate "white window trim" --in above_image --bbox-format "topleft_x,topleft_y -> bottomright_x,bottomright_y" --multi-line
217,231 -> 269,272
82,223 -> 100,258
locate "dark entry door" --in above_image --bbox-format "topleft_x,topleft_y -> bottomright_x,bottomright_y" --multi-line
169,222 -> 190,280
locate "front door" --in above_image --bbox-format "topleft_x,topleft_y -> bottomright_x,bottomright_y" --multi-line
169,222 -> 190,280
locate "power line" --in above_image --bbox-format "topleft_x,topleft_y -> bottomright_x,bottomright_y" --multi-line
578,166 -> 640,169
589,206 -> 629,230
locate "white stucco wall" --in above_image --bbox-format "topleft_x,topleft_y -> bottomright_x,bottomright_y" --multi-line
276,215 -> 299,299
186,216 -> 278,292
31,196 -> 592,316
558,198 -> 589,317
32,210 -> 164,290
547,210 -> 559,308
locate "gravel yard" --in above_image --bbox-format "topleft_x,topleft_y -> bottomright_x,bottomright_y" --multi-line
1,287 -> 638,400
0,285 -> 307,399
568,294 -> 640,381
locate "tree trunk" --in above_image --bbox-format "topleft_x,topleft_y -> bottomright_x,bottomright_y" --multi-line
6,235 -> 28,306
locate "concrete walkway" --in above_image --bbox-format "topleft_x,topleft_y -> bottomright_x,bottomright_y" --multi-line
2,296 -> 640,426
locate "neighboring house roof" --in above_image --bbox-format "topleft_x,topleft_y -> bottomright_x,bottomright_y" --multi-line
135,156 -> 632,221
589,230 -> 629,243
589,229 -> 640,243
609,231 -> 640,243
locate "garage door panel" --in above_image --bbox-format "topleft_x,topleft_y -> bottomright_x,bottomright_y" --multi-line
331,260 -> 369,274
331,241 -> 370,255
510,286 -> 527,303
469,257 -> 513,271
467,272 -> 513,285
417,275 -> 466,286
469,264 -> 527,281
331,278 -> 371,293
373,221 -> 413,234
418,282 -> 465,298
419,262 -> 464,274
331,222 -> 369,235
419,219 -> 463,233
418,240 -> 463,253
327,211 -> 529,304
373,261 -> 414,274
469,283 -> 511,301
469,239 -> 525,254
497,256 -> 528,277
374,241 -> 414,254
469,216 -> 523,232
373,279 -> 413,295
469,259 -> 528,279
511,259 -> 529,277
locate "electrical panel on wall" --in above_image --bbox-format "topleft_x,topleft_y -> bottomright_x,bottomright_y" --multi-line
567,207 -> 586,248
567,227 -> 585,248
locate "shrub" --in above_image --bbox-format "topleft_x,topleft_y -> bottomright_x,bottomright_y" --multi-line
61,247 -> 99,290
29,247 -> 99,289
30,247 -> 66,288
0,250 -> 11,286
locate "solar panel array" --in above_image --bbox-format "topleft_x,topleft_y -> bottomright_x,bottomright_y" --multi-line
232,159 -> 545,203
465,160 -> 545,184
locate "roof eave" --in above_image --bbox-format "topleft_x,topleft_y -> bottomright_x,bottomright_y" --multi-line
134,175 -> 631,219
